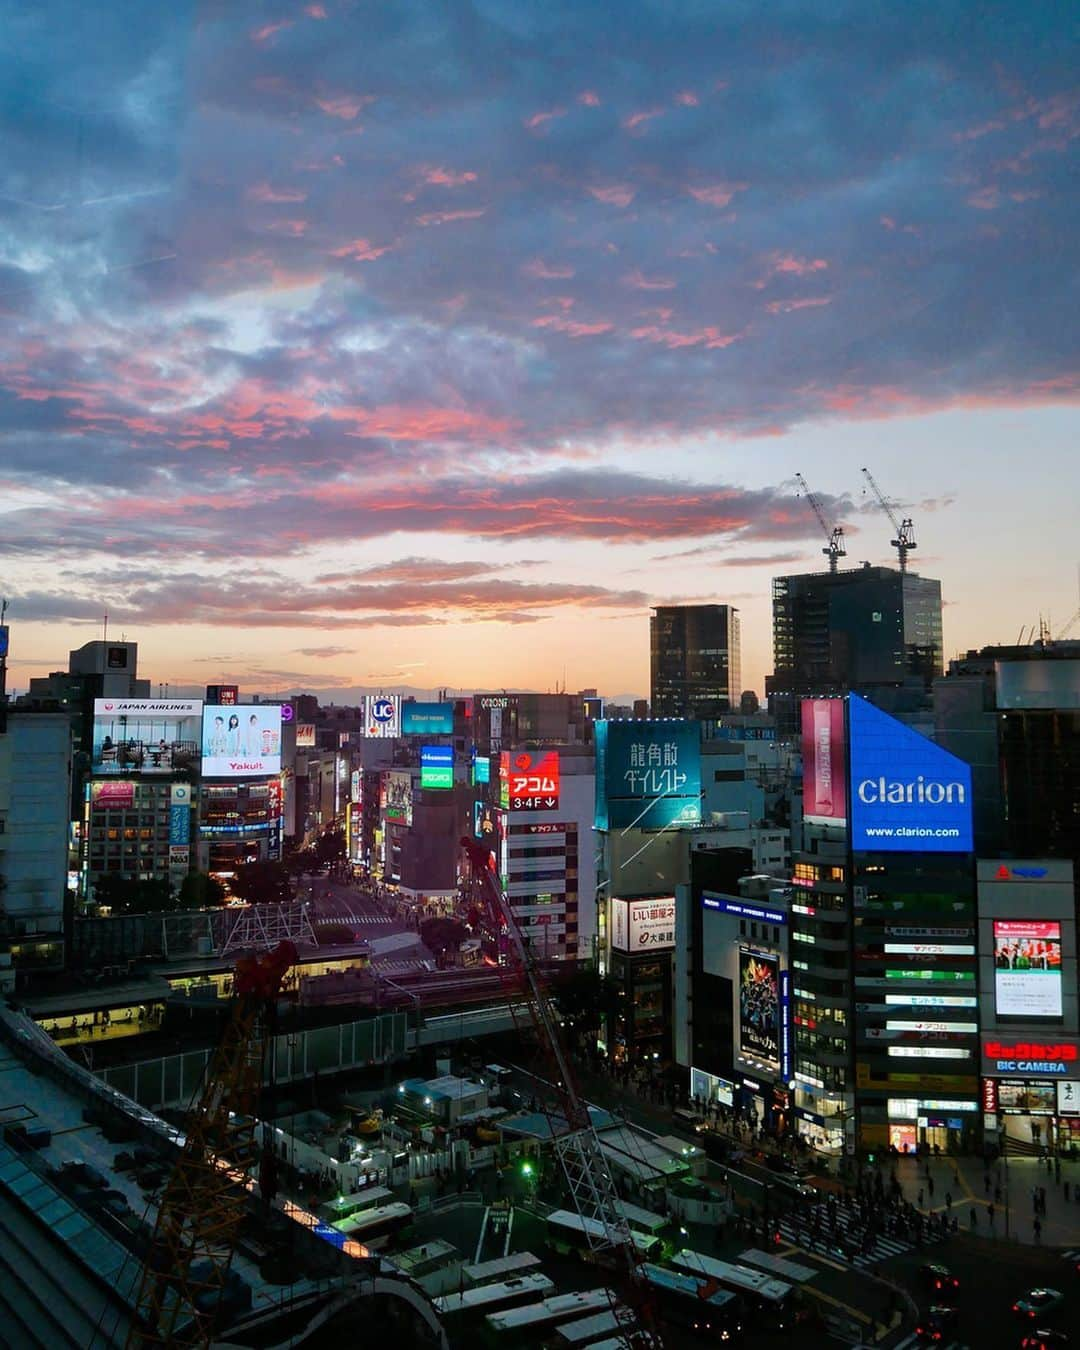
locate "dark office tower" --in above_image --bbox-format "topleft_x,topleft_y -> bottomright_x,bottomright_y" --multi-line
650,605 -> 741,720
767,564 -> 942,734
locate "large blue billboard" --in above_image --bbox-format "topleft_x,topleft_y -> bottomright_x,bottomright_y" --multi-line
594,719 -> 702,830
401,701 -> 454,735
848,694 -> 973,853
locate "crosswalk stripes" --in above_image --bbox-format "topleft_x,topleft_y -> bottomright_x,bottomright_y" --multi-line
774,1213 -> 917,1270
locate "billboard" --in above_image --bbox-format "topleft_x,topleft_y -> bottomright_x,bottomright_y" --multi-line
90,780 -> 135,810
848,694 -> 973,853
201,704 -> 282,778
739,948 -> 780,1068
594,719 -> 702,830
1058,1080 -> 1080,1116
801,698 -> 846,826
996,660 -> 1080,711
610,897 -> 676,952
421,745 -> 454,790
472,751 -> 491,786
92,698 -> 203,775
383,770 -> 412,825
506,749 -> 560,811
998,1080 -> 1057,1114
993,920 -> 1063,1017
296,723 -> 316,748
363,694 -> 402,738
206,684 -> 238,705
169,783 -> 191,845
402,701 -> 454,736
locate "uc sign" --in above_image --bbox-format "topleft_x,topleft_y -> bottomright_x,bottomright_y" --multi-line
371,698 -> 396,723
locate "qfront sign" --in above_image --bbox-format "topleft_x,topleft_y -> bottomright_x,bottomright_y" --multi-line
848,695 -> 974,852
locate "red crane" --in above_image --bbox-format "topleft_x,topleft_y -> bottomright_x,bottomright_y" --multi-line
127,941 -> 297,1348
460,838 -> 664,1348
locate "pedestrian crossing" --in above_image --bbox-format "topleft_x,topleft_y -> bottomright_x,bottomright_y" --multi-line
312,912 -> 396,925
893,1337 -> 965,1350
774,1212 -> 919,1270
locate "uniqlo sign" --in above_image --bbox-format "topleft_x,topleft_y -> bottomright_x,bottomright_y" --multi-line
507,750 -> 560,811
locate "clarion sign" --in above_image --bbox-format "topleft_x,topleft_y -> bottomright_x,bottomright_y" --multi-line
856,776 -> 967,805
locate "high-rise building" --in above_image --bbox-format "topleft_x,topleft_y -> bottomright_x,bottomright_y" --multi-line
650,605 -> 741,720
767,565 -> 943,734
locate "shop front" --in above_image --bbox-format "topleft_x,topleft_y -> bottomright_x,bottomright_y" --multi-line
981,1036 -> 1080,1155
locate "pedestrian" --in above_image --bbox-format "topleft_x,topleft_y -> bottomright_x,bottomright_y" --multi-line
969,1207 -> 976,1230
917,1188 -> 924,1207
994,1184 -> 1002,1204
1034,1216 -> 1042,1243
984,1172 -> 991,1195
988,1202 -> 995,1226
945,1191 -> 952,1212
927,1175 -> 935,1199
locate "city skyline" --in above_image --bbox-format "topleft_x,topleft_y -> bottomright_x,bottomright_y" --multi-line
2,3 -> 1077,698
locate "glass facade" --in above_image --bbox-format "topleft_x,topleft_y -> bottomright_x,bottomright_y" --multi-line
650,605 -> 741,719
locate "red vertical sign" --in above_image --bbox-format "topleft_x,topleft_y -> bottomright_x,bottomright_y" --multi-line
801,698 -> 847,825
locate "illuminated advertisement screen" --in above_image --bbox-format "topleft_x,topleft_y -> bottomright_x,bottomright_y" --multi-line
363,694 -> 401,738
739,948 -> 780,1067
998,1080 -> 1057,1115
594,719 -> 701,830
472,751 -> 491,785
610,897 -> 676,952
90,780 -> 135,810
420,745 -> 454,789
506,749 -> 560,811
201,704 -> 282,778
402,701 -> 454,735
848,694 -> 973,853
296,723 -> 316,747
993,920 -> 1063,1018
92,698 -> 203,775
383,770 -> 412,825
801,698 -> 846,826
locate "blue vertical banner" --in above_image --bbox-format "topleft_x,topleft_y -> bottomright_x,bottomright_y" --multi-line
780,968 -> 792,1084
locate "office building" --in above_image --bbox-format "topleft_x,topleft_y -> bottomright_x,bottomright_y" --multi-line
0,712 -> 72,972
767,565 -> 943,734
650,606 -> 741,720
792,694 -> 978,1154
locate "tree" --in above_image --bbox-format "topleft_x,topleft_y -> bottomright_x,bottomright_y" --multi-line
554,968 -> 620,1046
230,860 -> 293,906
91,874 -> 174,915
420,916 -> 466,958
285,847 -> 320,877
178,871 -> 228,910
314,827 -> 346,868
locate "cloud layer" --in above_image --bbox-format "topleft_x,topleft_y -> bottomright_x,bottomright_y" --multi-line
1,1 -> 1077,652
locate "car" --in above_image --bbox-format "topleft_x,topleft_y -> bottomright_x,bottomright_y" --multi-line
1020,1331 -> 1070,1349
770,1174 -> 819,1203
915,1305 -> 959,1343
764,1153 -> 805,1176
1013,1289 -> 1065,1321
920,1263 -> 960,1298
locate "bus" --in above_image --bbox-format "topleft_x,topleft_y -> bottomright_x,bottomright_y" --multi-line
484,1288 -> 620,1339
463,1252 -> 543,1287
638,1264 -> 743,1342
671,1249 -> 794,1329
612,1199 -> 668,1239
433,1273 -> 555,1324
544,1210 -> 662,1264
319,1184 -> 393,1224
332,1201 -> 414,1250
736,1248 -> 818,1285
553,1305 -> 637,1347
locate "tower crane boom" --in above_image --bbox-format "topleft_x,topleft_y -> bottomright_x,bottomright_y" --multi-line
861,466 -> 917,572
794,471 -> 846,573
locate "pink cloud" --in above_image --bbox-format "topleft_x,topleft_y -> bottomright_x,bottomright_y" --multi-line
415,208 -> 486,227
967,185 -> 1001,210
296,154 -> 345,172
629,324 -> 739,350
263,218 -> 309,236
688,182 -> 747,208
522,258 -> 575,280
524,107 -> 567,131
765,296 -> 833,314
953,118 -> 1005,142
252,19 -> 293,43
623,269 -> 676,291
880,214 -> 896,230
587,184 -> 636,207
418,167 -> 478,187
305,3 -> 327,16
578,90 -> 601,106
331,238 -> 393,261
315,93 -> 375,120
532,315 -> 613,338
674,90 -> 699,106
247,182 -> 308,203
623,107 -> 665,133
772,253 -> 828,276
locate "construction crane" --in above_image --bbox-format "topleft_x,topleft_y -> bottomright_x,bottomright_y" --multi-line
460,838 -> 663,1349
128,940 -> 297,1348
860,466 -> 917,572
793,472 -> 846,573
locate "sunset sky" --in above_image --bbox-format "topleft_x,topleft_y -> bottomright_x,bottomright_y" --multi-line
2,2 -> 1077,701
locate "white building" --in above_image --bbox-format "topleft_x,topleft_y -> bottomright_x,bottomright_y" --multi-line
0,712 -> 72,969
